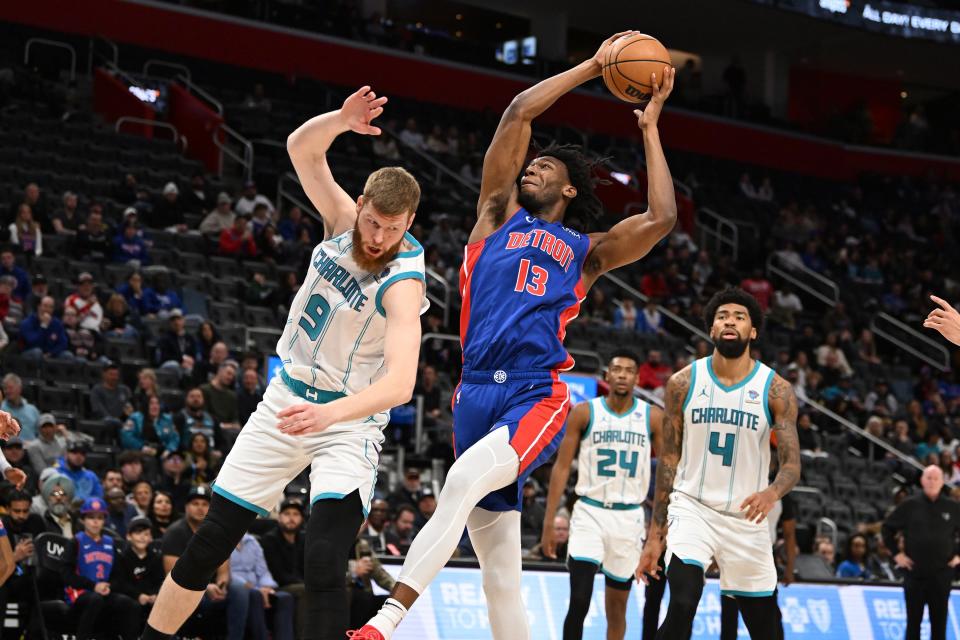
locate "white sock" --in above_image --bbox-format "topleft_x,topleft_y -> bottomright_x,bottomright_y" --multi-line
367,597 -> 408,638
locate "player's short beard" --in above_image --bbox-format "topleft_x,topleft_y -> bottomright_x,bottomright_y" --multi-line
352,226 -> 403,273
713,333 -> 750,359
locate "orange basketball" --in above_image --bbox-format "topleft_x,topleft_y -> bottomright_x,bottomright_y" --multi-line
602,34 -> 672,103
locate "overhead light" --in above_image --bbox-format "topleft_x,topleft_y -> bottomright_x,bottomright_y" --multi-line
495,22 -> 503,29
456,13 -> 463,20
455,30 -> 462,37
415,21 -> 423,28
900,91 -> 908,98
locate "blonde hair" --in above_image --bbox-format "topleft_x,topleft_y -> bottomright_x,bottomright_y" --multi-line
362,167 -> 421,217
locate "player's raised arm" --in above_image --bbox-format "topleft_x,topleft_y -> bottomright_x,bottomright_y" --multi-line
636,366 -> 689,583
583,67 -> 677,289
287,86 -> 388,238
276,279 -> 423,435
474,32 -> 638,240
740,375 -> 801,523
540,402 -> 590,559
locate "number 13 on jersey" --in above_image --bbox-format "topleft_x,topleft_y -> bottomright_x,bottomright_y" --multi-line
514,258 -> 548,296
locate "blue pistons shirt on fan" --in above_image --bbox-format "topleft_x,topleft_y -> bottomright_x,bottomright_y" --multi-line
455,208 -> 591,511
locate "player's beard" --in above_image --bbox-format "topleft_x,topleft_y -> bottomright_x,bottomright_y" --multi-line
352,226 -> 403,274
713,332 -> 750,359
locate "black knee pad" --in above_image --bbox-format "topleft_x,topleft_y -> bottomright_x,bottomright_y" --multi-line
171,494 -> 259,591
304,491 -> 364,592
566,559 -> 598,613
605,575 -> 633,592
665,556 -> 705,613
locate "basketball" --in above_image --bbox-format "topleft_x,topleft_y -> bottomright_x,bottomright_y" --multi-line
602,33 -> 672,103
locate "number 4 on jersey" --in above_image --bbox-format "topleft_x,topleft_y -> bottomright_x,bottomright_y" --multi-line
709,431 -> 736,467
514,258 -> 548,296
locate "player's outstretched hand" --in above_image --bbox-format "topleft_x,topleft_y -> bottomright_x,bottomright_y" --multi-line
635,539 -> 664,585
591,31 -> 640,71
924,295 -> 960,346
539,522 -> 557,559
634,66 -> 675,130
739,487 -> 778,524
0,410 -> 20,440
4,467 -> 27,490
276,403 -> 339,436
340,86 -> 388,136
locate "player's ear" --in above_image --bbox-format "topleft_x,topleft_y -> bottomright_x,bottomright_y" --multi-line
405,212 -> 416,231
562,184 -> 578,200
356,195 -> 364,214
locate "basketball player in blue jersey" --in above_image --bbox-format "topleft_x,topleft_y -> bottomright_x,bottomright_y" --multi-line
355,32 -> 677,640
540,350 -> 663,640
141,87 -> 427,640
636,287 -> 801,640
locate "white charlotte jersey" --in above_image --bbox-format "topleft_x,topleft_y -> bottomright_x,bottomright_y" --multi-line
276,229 -> 427,424
575,396 -> 653,507
675,356 -> 776,514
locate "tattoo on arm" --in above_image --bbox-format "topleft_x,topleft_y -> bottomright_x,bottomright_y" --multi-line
651,368 -> 690,531
768,375 -> 801,499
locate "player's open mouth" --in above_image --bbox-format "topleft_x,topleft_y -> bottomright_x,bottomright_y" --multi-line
365,246 -> 382,256
520,178 -> 537,188
721,331 -> 739,339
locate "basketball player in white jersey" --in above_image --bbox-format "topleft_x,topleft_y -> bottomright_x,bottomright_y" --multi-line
637,287 -> 800,640
140,86 -> 426,640
541,350 -> 662,640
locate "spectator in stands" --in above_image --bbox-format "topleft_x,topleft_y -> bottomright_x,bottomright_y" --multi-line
738,173 -> 758,200
105,486 -> 132,536
175,388 -> 218,449
219,214 -> 257,258
66,272 -> 103,333
889,419 -> 914,458
519,478 -> 546,541
372,133 -> 400,161
637,350 -> 672,392
183,174 -> 212,215
250,202 -> 273,237
237,368 -> 263,426
200,192 -> 236,237
9,204 -> 43,256
740,268 -> 773,312
530,514 -> 569,562
121,395 -> 179,457
0,249 -> 30,301
118,271 -> 160,318
385,504 -> 417,556
612,297 -> 638,329
939,450 -> 960,484
277,206 -> 306,243
113,221 -> 151,267
20,294 -> 68,359
13,183 -> 50,231
1,374 -> 40,440
151,272 -> 181,316
115,174 -> 138,205
261,498 -> 306,637
110,516 -> 164,616
134,369 -> 160,414
149,489 -> 177,538
62,497 -> 141,640
231,533 -> 296,640
128,478 -> 152,518
756,177 -> 775,202
836,532 -> 872,579
817,539 -> 836,571
158,451 -> 193,511
245,271 -> 278,306
149,182 -> 187,232
234,181 -> 274,218
63,305 -> 106,362
459,156 -> 481,185
26,413 -> 66,473
398,118 -> 426,150
412,365 -> 441,426
865,379 -> 898,417
155,309 -> 198,377
0,275 -> 24,330
636,298 -> 665,334
102,293 -> 138,339
415,489 -> 436,529
856,328 -> 882,367
243,83 -> 271,112
39,472 -> 77,535
2,487 -> 44,568
916,429 -> 943,462
360,499 -> 389,553
797,412 -> 824,456
867,533 -> 900,582
56,440 -> 103,501
794,531 -> 836,580
52,190 -> 84,235
347,536 -> 396,630
76,207 -> 113,262
183,432 -> 220,485
25,272 -> 48,313
201,362 -> 241,443
387,468 -> 423,511
161,485 -> 252,640
816,332 -> 854,379
195,321 -> 221,365
582,288 -> 613,325
90,363 -> 133,423
0,438 -> 36,493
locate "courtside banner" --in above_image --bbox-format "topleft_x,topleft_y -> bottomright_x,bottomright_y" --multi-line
378,564 -> 960,639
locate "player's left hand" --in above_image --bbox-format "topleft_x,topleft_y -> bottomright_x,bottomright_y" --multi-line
4,467 -> 27,490
591,31 -> 640,71
740,487 -> 778,524
276,403 -> 340,436
924,295 -> 960,346
634,66 -> 675,130
949,555 -> 960,569
635,538 -> 664,585
0,410 -> 21,440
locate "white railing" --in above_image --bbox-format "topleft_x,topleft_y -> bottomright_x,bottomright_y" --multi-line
214,122 -> 254,182
25,38 -> 77,82
696,207 -> 739,262
87,36 -> 118,74
871,312 -> 950,372
174,74 -> 223,115
384,126 -> 480,193
115,118 -> 188,153
425,268 -> 451,328
276,171 -> 323,230
766,252 -> 839,307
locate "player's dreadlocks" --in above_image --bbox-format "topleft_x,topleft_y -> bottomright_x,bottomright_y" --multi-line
533,142 -> 608,226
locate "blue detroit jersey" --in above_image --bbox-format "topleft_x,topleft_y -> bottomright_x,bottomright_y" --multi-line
459,209 -> 591,372
66,531 -> 115,602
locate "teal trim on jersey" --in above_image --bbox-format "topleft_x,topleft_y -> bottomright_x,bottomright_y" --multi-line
600,396 -> 638,419
722,386 -> 747,512
721,589 -> 775,598
341,313 -> 377,390
601,567 -> 632,583
212,484 -> 269,517
569,556 -> 601,567
581,401 -> 595,441
706,356 -> 762,392
579,496 -> 642,511
312,492 -> 347,503
280,369 -> 346,404
679,557 -> 705,569
761,368 -> 775,426
682,363 -> 698,412
645,404 -> 652,440
396,232 -> 423,258
695,383 -> 716,500
375,271 -> 426,317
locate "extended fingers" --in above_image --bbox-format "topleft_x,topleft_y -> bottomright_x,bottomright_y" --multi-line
276,404 -> 310,419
